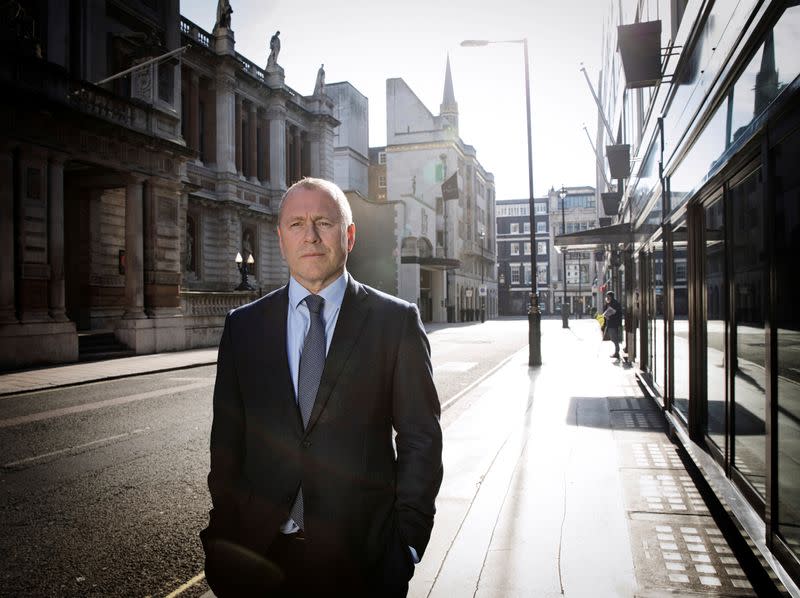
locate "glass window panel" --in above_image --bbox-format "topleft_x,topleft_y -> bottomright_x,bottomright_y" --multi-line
650,240 -> 666,391
673,223 -> 690,419
704,197 -> 726,450
728,5 -> 800,147
774,127 -> 800,557
730,169 -> 766,499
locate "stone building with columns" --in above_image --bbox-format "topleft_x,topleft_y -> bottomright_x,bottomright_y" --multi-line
178,13 -> 338,346
0,1 -> 339,370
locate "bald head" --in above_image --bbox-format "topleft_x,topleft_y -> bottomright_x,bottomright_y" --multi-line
278,177 -> 353,228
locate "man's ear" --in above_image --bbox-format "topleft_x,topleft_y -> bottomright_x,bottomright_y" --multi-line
346,223 -> 356,252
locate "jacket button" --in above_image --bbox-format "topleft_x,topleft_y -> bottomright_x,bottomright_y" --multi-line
302,440 -> 311,448
285,495 -> 293,504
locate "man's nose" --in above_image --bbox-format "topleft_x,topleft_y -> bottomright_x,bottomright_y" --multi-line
303,223 -> 321,241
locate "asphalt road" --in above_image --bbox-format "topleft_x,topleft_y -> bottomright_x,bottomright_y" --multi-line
0,318 -> 528,598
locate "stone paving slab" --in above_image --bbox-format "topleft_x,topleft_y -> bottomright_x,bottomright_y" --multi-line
606,396 -> 662,412
610,408 -> 668,434
617,437 -> 687,470
620,468 -> 710,516
0,348 -> 218,396
628,512 -> 756,596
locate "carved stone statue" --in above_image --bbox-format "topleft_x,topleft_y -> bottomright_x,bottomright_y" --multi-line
267,30 -> 281,66
314,63 -> 325,96
215,0 -> 233,30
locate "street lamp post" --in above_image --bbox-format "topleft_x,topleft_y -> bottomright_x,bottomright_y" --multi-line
462,37 -> 540,365
578,251 -> 582,318
479,231 -> 486,323
559,186 -> 569,328
235,252 -> 255,291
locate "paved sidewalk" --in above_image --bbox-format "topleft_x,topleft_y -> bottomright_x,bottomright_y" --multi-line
410,320 -> 756,597
0,348 -> 218,396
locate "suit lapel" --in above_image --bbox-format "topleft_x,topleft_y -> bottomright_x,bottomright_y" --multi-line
305,275 -> 370,434
254,286 -> 303,432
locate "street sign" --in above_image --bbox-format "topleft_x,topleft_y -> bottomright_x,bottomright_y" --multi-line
465,289 -> 473,298
479,286 -> 487,297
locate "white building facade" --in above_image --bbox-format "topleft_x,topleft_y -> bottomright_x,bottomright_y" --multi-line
385,59 -> 497,323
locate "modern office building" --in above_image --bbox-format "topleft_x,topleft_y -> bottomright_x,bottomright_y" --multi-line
557,0 -> 800,591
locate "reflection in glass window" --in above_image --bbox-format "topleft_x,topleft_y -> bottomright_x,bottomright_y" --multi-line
649,241 -> 666,391
673,224 -> 690,419
669,4 -> 800,213
731,170 -> 766,500
728,5 -> 800,147
774,127 -> 800,559
704,197 -> 726,451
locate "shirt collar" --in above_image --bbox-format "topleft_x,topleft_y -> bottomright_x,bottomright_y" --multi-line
288,271 -> 348,311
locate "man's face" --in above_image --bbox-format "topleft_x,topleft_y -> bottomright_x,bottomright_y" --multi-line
277,187 -> 355,293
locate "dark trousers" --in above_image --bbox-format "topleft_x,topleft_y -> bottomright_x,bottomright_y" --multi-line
205,529 -> 412,597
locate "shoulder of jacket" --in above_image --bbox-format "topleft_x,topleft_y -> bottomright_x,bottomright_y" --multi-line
358,282 -> 415,313
228,285 -> 286,321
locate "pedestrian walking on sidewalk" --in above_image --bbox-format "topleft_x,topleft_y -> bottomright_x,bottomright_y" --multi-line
200,177 -> 443,597
602,291 -> 623,359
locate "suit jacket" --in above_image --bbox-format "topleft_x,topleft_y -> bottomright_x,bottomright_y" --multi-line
201,275 -> 443,594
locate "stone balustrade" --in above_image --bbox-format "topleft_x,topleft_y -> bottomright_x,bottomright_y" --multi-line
181,290 -> 260,348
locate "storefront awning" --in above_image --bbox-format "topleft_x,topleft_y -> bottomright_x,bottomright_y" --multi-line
554,223 -> 631,249
400,256 -> 461,270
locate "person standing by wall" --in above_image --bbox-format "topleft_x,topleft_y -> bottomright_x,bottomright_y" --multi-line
602,290 -> 623,359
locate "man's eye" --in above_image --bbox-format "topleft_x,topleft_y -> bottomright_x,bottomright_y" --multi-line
317,221 -> 331,227
290,222 -> 302,228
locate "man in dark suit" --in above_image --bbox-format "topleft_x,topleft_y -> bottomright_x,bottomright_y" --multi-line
201,177 -> 443,596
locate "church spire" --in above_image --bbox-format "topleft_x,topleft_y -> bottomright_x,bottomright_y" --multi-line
440,54 -> 458,131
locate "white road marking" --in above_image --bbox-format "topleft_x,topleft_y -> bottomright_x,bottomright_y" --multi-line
435,361 -> 479,373
3,428 -> 150,468
441,348 -> 526,412
164,571 -> 206,598
0,381 -> 213,429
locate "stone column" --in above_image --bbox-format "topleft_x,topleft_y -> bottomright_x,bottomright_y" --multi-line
48,156 -> 67,321
0,147 -> 15,323
235,95 -> 243,175
188,72 -> 200,153
248,103 -> 258,183
267,103 -> 287,191
124,176 -> 147,319
308,129 -> 321,178
293,128 -> 302,182
259,109 -> 269,183
215,73 -> 236,173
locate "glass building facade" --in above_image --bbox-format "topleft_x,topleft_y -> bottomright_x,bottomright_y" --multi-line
584,0 -> 800,590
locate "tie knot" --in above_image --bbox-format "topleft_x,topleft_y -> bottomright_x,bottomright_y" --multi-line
304,294 -> 324,314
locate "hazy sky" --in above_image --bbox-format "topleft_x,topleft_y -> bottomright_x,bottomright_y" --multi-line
180,0 -> 610,199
